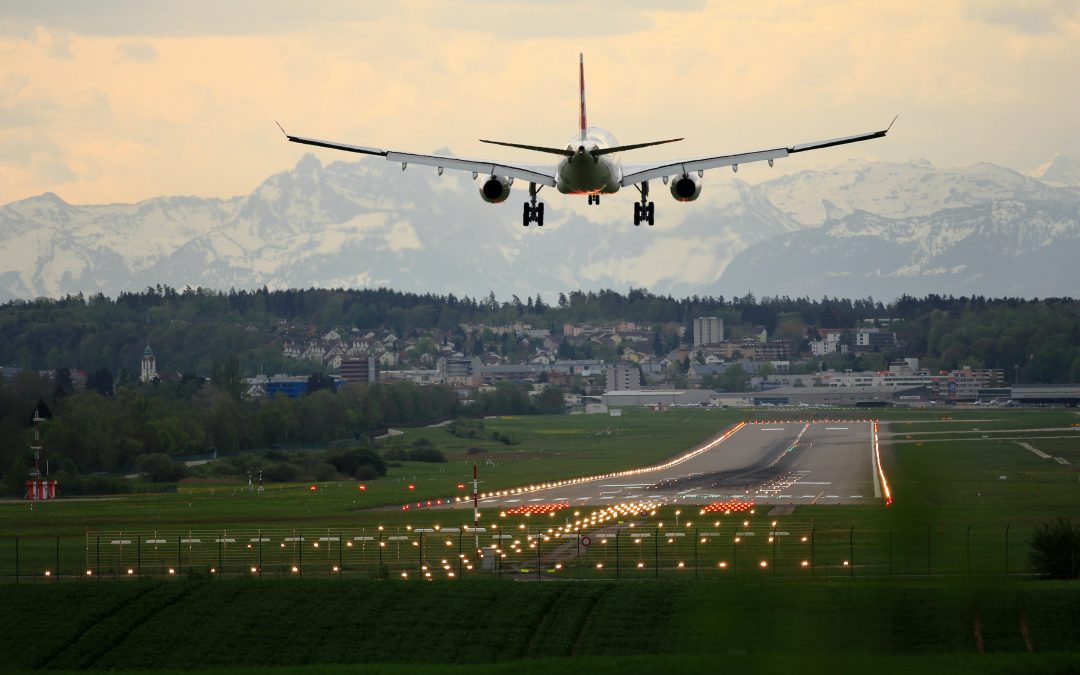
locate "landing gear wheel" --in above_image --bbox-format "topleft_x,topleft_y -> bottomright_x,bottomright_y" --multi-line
522,202 -> 531,227
646,202 -> 655,226
633,202 -> 642,226
537,203 -> 544,226
633,180 -> 653,226
523,182 -> 545,227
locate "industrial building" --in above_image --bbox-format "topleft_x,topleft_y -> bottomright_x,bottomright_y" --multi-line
340,356 -> 379,384
1010,384 -> 1080,406
601,389 -> 715,408
751,385 -> 931,407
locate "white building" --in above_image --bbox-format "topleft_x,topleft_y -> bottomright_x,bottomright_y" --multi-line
694,317 -> 724,347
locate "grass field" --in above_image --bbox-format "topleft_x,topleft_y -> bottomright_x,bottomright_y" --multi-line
1,579 -> 1078,673
2,407 -> 1079,580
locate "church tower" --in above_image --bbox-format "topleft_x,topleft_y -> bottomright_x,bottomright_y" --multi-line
140,344 -> 157,383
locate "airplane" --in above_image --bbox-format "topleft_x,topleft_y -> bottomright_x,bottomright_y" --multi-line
279,54 -> 895,228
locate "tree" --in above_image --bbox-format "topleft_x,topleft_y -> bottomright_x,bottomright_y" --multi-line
134,453 -> 187,482
1029,517 -> 1080,579
86,368 -> 114,397
306,372 -> 336,396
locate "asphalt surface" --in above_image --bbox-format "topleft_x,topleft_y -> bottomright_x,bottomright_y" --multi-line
477,421 -> 880,508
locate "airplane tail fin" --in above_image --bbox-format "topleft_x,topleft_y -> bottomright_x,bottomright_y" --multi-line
579,53 -> 587,141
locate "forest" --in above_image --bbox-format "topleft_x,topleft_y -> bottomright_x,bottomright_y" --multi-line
0,286 -> 1076,381
1,287 -> 1077,493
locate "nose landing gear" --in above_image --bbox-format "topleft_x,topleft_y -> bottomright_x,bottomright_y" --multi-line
587,194 -> 600,205
633,181 -> 655,226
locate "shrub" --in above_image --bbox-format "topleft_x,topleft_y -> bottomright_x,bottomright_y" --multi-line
383,448 -> 410,462
354,464 -> 380,480
134,453 -> 188,482
1030,517 -> 1080,579
313,462 -> 339,481
466,446 -> 486,455
407,447 -> 447,463
264,461 -> 299,482
412,437 -> 432,447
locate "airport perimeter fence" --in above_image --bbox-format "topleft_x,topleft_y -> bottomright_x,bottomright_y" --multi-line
2,521 -> 1053,583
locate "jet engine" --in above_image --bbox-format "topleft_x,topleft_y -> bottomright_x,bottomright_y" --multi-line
479,176 -> 513,204
670,173 -> 702,202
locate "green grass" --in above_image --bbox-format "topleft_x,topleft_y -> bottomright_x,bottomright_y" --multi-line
1,579 -> 1078,672
10,653 -> 1080,675
2,407 -> 1078,579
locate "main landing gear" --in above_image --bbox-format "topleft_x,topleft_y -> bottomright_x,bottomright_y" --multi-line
523,182 -> 544,226
587,194 -> 600,205
633,181 -> 655,226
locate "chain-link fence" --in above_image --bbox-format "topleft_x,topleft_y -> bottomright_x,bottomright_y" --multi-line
2,521 -> 1043,583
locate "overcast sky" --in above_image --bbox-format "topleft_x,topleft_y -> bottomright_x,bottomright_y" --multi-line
1,0 -> 1078,204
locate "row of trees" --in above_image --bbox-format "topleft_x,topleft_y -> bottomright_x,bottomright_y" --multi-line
3,288 -> 1076,379
0,371 -> 564,490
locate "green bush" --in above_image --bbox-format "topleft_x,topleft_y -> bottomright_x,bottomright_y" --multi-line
1030,517 -> 1080,579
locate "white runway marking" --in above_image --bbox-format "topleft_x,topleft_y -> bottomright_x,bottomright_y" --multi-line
799,481 -> 831,485
825,427 -> 849,430
849,495 -> 863,498
761,428 -> 786,431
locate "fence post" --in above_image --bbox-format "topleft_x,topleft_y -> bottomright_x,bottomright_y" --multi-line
535,528 -> 541,581
966,525 -> 972,575
458,530 -> 463,579
258,530 -> 263,580
810,524 -> 815,577
849,526 -> 854,578
419,531 -> 424,579
654,526 -> 659,579
298,531 -> 303,579
733,531 -> 738,578
339,533 -> 343,579
615,529 -> 620,581
772,530 -> 777,578
137,536 -> 142,579
1004,525 -> 1010,576
217,537 -> 222,579
694,528 -> 699,580
927,524 -> 932,577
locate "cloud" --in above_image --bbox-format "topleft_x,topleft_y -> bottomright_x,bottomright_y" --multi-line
967,0 -> 1080,33
115,40 -> 157,63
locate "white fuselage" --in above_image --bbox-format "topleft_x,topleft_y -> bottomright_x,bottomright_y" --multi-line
555,127 -> 623,195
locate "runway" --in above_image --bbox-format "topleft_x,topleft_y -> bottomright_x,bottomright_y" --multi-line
475,421 -> 880,508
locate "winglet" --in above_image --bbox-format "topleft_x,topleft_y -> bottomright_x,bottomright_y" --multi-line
275,120 -> 291,139
886,114 -> 899,133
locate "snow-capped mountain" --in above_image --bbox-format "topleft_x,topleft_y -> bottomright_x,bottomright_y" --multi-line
1,154 -> 1077,302
1025,153 -> 1080,188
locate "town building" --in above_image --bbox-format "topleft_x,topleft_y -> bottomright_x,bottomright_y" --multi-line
693,317 -> 724,347
340,356 -> 379,385
605,364 -> 641,392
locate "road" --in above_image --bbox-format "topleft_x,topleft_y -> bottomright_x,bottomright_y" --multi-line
476,420 -> 880,508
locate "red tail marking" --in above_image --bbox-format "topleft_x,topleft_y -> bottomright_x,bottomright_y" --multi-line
579,53 -> 587,141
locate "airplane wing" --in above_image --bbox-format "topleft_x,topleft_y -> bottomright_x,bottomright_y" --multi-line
278,125 -> 557,187
620,119 -> 896,187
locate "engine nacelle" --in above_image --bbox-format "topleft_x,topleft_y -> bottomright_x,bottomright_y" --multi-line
479,176 -> 513,204
670,173 -> 702,202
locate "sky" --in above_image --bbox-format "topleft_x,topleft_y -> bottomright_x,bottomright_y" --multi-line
1,0 -> 1078,205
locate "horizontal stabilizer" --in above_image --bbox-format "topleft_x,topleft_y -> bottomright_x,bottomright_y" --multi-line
479,139 -> 573,157
593,138 -> 683,156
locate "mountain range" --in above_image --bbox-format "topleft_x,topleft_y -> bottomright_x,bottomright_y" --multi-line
1,152 -> 1077,302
